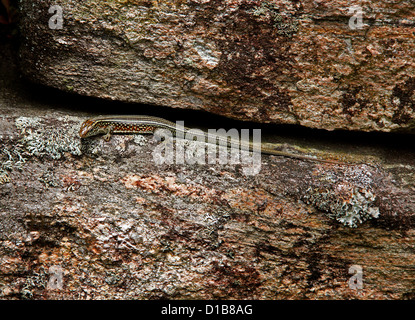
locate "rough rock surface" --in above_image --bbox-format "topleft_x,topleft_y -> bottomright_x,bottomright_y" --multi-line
1,1 -> 415,300
19,0 -> 415,132
2,39 -> 415,299
2,112 -> 415,300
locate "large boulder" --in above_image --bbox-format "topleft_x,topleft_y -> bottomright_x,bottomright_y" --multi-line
19,0 -> 415,132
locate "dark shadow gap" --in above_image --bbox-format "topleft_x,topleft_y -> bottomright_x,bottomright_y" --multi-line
17,77 -> 415,152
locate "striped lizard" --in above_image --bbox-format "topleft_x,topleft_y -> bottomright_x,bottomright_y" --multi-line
79,115 -> 351,165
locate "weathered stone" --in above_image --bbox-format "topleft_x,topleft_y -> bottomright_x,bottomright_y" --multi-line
1,3 -> 415,300
2,38 -> 415,299
2,111 -> 415,299
18,0 -> 415,132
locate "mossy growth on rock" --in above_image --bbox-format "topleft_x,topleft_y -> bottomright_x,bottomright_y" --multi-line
249,1 -> 299,37
303,187 -> 380,228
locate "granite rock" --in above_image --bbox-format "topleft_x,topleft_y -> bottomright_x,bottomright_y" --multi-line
18,0 -> 415,132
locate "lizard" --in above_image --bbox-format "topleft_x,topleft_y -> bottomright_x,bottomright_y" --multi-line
79,115 -> 352,165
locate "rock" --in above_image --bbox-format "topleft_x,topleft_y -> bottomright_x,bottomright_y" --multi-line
2,3 -> 414,300
18,0 -> 415,132
2,41 -> 415,297
2,109 -> 415,299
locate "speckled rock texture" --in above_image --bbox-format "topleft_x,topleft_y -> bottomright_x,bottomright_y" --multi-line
1,111 -> 415,299
2,35 -> 415,297
1,1 -> 414,300
18,0 -> 415,132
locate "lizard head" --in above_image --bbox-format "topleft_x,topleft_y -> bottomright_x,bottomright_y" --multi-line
79,119 -> 106,138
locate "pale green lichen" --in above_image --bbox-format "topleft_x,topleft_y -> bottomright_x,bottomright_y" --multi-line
2,116 -> 82,184
250,1 -> 299,38
133,135 -> 147,146
20,266 -> 49,300
304,187 -> 380,228
15,116 -> 82,160
0,145 -> 26,184
38,170 -> 60,187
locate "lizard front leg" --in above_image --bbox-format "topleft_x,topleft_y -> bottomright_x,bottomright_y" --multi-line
102,125 -> 114,142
